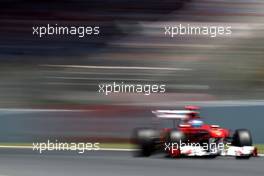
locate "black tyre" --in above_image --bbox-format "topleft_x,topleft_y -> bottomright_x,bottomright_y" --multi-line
167,130 -> 186,143
132,128 -> 158,157
232,129 -> 252,159
232,129 -> 252,147
165,130 -> 186,158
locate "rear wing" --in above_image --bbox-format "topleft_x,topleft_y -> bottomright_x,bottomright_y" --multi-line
152,110 -> 199,119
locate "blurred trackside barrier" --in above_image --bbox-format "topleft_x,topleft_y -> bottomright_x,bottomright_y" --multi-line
0,105 -> 264,144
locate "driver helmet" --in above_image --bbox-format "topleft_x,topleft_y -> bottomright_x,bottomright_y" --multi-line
188,119 -> 204,127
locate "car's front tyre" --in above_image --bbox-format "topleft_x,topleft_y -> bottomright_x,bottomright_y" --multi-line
232,129 -> 253,159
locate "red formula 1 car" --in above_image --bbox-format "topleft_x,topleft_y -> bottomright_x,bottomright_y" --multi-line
133,106 -> 258,159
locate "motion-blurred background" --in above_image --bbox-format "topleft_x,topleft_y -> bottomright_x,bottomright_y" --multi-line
0,0 -> 264,144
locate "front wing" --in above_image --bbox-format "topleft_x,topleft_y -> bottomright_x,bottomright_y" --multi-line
177,146 -> 257,157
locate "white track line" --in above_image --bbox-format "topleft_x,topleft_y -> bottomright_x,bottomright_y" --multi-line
0,145 -> 135,151
0,145 -> 32,149
99,148 -> 136,152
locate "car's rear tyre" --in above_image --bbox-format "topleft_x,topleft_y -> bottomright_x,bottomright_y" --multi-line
132,128 -> 158,157
165,130 -> 186,158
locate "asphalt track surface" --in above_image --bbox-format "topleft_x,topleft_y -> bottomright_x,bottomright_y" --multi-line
0,149 -> 263,176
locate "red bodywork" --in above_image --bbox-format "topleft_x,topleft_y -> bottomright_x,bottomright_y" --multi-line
162,124 -> 229,157
161,124 -> 230,144
178,124 -> 230,142
147,106 -> 257,158
161,106 -> 230,143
